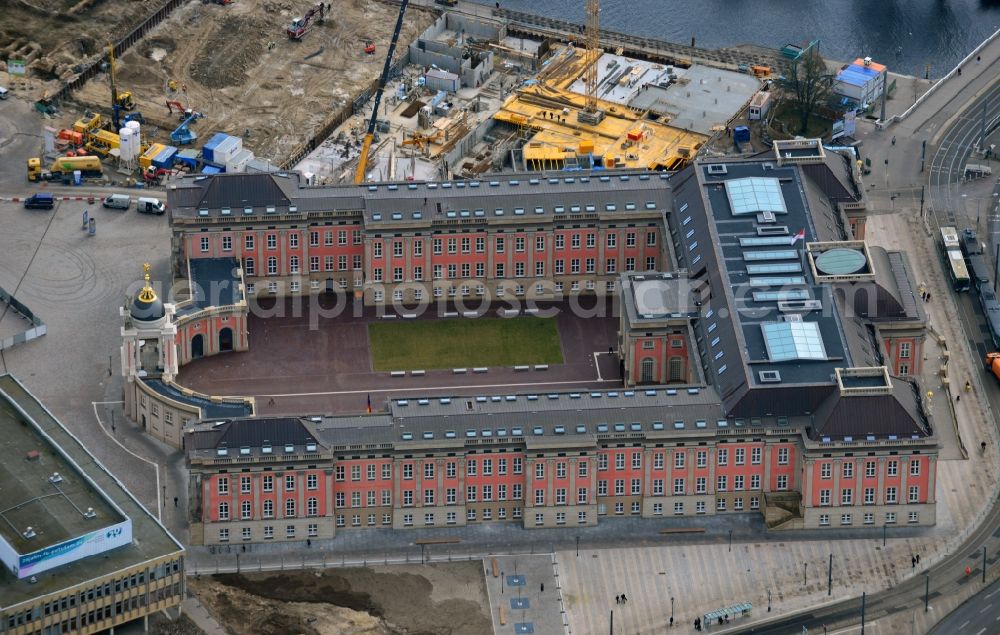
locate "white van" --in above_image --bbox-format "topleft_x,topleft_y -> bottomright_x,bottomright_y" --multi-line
137,197 -> 166,215
102,194 -> 131,210
0,87 -> 9,100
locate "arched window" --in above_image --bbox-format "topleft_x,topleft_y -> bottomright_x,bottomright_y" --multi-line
640,357 -> 655,383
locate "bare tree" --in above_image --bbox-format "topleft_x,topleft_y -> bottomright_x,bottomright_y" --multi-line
779,46 -> 833,135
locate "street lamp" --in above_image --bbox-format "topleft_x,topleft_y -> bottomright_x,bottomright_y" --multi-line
671,596 -> 675,625
728,529 -> 732,552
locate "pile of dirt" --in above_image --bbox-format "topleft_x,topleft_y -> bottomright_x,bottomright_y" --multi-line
190,562 -> 491,635
188,15 -> 271,89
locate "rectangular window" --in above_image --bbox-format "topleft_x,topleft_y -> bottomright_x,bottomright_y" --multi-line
734,448 -> 745,465
886,487 -> 898,504
245,234 -> 255,250
843,462 -> 854,478
777,448 -> 789,465
222,236 -> 232,251
910,460 -> 920,476
841,489 -> 853,505
717,449 -> 728,466
908,486 -> 920,503
899,341 -> 911,359
865,461 -> 876,478
887,461 -> 898,477
751,447 -> 762,465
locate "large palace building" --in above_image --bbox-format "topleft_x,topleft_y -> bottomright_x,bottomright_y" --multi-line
143,139 -> 936,544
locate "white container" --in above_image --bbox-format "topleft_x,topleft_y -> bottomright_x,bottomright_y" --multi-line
119,128 -> 135,161
126,121 -> 141,158
213,137 -> 242,165
224,148 -> 254,173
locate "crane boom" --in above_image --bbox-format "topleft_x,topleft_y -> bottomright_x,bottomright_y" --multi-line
354,0 -> 409,184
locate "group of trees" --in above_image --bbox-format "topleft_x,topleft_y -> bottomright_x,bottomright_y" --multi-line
778,45 -> 834,134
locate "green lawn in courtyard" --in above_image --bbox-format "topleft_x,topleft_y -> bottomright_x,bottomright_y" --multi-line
367,317 -> 564,371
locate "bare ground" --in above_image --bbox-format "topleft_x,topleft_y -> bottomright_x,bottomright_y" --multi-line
188,561 -> 492,635
47,0 -> 435,161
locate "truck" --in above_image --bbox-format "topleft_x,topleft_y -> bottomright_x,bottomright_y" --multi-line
987,352 -> 1000,382
27,156 -> 103,182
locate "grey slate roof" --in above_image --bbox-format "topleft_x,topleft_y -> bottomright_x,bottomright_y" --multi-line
146,380 -> 252,419
186,257 -> 242,311
168,170 -> 673,226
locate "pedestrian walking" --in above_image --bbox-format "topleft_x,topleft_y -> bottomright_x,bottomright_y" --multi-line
616,594 -> 621,605
622,593 -> 628,604
927,293 -> 931,301
977,55 -> 981,64
916,554 -> 920,564
957,394 -> 961,402
540,583 -> 544,593
982,441 -> 987,452
911,555 -> 916,568
173,496 -> 178,507
891,136 -> 896,145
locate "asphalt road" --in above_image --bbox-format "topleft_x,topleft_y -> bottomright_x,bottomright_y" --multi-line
930,577 -> 1000,635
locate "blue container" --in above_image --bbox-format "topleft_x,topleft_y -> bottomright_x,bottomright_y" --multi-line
202,132 -> 230,163
176,149 -> 199,169
151,146 -> 179,170
734,126 -> 751,143
202,165 -> 223,174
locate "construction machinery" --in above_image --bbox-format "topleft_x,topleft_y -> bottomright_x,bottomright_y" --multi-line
107,44 -> 141,129
165,100 -> 188,117
355,0 -> 409,184
986,353 -> 1000,381
287,2 -> 326,40
577,0 -> 605,125
143,166 -> 169,185
170,110 -> 204,145
402,130 -> 442,154
27,155 -> 103,182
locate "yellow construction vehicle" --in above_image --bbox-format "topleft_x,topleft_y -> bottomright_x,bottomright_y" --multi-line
27,155 -> 103,182
355,0 -> 409,184
401,131 -> 442,153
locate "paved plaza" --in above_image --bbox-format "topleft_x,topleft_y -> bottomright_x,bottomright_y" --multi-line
176,297 -> 620,414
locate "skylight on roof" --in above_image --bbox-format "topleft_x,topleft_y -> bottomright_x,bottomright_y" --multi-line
761,321 -> 828,361
725,177 -> 787,216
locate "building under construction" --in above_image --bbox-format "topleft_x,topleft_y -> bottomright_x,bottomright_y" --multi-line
493,0 -> 757,172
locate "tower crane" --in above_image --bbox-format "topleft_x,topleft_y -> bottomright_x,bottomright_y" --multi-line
577,0 -> 605,125
354,0 -> 409,184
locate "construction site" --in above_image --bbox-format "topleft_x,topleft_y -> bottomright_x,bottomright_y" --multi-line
294,0 -> 766,184
3,0 -> 773,186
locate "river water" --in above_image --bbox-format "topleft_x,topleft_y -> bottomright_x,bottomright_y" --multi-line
474,0 -> 1000,77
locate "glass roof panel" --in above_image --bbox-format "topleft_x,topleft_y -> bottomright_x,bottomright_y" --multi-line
725,177 -> 787,216
761,321 -> 827,361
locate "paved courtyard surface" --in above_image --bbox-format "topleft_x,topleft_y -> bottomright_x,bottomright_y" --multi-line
177,298 -> 620,414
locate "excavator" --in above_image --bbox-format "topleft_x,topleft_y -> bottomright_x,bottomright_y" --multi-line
287,2 -> 326,40
354,0 -> 409,184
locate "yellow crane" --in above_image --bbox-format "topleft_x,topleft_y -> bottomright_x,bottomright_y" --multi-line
354,0 -> 410,184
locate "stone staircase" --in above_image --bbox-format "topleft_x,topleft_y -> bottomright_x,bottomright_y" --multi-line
764,492 -> 804,530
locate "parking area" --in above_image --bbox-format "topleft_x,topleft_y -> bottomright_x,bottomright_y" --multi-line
176,297 -> 621,415
0,198 -> 175,511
